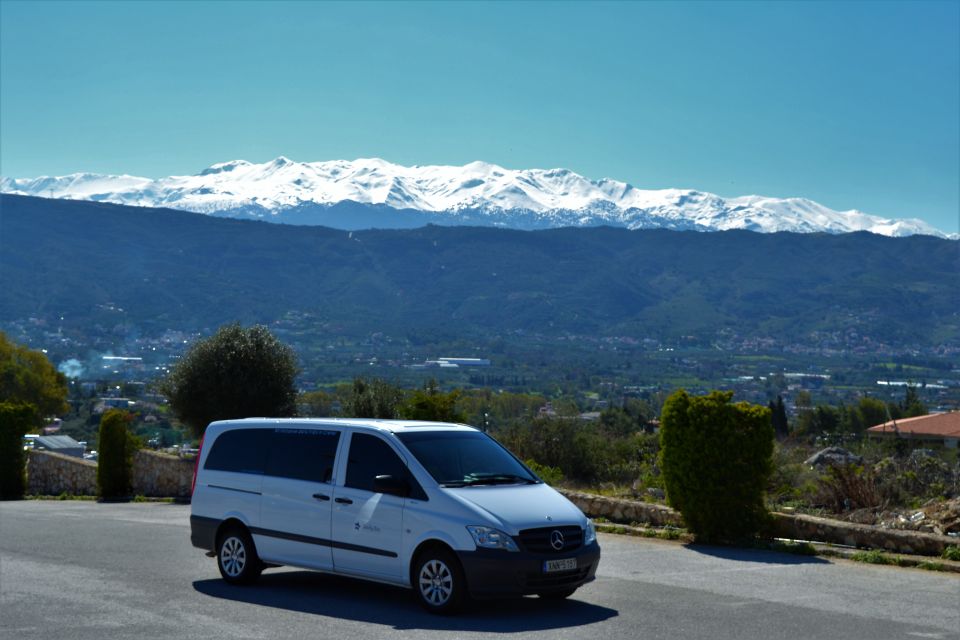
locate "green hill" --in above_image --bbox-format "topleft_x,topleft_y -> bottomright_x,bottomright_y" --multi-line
1,194 -> 957,347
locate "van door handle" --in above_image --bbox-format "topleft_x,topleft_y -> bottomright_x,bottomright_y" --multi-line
334,497 -> 353,505
312,493 -> 330,501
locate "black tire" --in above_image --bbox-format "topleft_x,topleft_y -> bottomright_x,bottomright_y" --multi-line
412,547 -> 466,614
216,526 -> 262,585
538,588 -> 577,600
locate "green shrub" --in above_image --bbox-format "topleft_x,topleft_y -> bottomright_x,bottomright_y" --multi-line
524,459 -> 564,485
341,377 -> 405,419
0,402 -> 37,500
941,545 -> 960,562
97,410 -> 137,499
659,390 -> 774,542
399,379 -> 465,422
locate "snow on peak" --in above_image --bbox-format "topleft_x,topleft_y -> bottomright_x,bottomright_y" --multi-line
0,157 -> 951,238
200,159 -> 252,175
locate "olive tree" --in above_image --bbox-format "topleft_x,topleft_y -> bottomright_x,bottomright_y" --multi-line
160,324 -> 299,437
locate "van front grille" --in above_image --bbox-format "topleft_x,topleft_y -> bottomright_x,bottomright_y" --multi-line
517,525 -> 583,554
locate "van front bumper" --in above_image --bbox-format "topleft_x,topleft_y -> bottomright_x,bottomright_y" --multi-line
456,541 -> 600,598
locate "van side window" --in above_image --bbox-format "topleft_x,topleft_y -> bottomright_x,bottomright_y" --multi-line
344,433 -> 408,492
204,429 -> 270,474
266,429 -> 340,483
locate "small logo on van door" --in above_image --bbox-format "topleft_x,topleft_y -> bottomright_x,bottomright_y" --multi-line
355,521 -> 380,533
550,530 -> 565,550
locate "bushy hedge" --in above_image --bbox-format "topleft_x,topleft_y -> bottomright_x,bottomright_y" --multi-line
660,390 -> 774,542
0,402 -> 37,499
97,410 -> 137,499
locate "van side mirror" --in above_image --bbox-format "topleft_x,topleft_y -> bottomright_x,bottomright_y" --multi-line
373,474 -> 410,497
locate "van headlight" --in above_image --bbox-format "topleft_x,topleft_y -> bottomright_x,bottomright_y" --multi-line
467,525 -> 519,552
584,520 -> 597,546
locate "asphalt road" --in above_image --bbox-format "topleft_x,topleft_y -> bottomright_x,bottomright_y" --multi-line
1,501 -> 957,640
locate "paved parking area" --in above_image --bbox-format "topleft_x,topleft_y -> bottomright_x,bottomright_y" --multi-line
1,501 -> 957,639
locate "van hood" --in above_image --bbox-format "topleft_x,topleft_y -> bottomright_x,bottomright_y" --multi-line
443,483 -> 585,533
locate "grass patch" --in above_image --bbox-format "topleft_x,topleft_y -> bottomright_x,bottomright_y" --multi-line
850,550 -> 893,564
595,521 -> 691,542
850,550 -> 906,565
941,545 -> 960,562
25,493 -> 97,501
769,540 -> 818,556
917,561 -> 947,572
596,523 -> 629,535
656,527 -> 684,541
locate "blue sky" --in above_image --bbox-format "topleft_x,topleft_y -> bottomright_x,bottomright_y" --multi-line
1,0 -> 958,232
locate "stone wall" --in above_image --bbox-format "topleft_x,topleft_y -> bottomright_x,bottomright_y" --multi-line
770,512 -> 955,557
22,453 -> 958,556
559,489 -> 956,556
559,490 -> 683,527
26,448 -> 194,499
26,449 -> 97,496
132,449 -> 194,498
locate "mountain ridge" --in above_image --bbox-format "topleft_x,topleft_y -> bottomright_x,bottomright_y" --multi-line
2,157 -> 949,237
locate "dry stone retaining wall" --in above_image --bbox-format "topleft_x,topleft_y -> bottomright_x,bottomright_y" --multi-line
132,449 -> 194,498
26,449 -> 97,496
22,453 -> 958,556
559,490 -> 683,527
26,449 -> 194,498
559,489 -> 956,557
770,512 -> 955,557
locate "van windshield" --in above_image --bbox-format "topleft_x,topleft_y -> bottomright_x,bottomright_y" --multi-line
396,431 -> 539,487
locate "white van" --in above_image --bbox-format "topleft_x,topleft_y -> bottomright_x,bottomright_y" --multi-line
190,418 -> 600,613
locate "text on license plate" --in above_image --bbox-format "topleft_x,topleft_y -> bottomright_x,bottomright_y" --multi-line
543,558 -> 577,573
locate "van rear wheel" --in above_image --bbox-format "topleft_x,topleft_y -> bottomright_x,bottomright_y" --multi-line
413,548 -> 466,614
216,526 -> 262,585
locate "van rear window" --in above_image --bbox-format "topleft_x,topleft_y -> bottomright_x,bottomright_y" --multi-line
203,428 -> 270,474
265,429 -> 340,483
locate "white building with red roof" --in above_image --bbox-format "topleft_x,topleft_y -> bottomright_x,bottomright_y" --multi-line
866,412 -> 960,448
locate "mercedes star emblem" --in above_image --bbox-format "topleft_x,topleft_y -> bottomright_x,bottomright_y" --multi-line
550,529 -> 565,551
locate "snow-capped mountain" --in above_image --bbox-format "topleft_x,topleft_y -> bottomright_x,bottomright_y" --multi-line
1,157 -> 950,237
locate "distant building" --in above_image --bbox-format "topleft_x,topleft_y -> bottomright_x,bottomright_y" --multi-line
95,397 -> 136,414
43,418 -> 62,434
438,358 -> 491,367
104,397 -> 134,408
866,412 -> 960,449
33,435 -> 85,458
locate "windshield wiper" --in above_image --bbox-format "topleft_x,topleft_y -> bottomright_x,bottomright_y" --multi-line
441,473 -> 538,487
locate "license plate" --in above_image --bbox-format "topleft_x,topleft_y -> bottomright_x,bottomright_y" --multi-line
543,558 -> 577,573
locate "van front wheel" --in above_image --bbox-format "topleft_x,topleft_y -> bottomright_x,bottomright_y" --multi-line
216,526 -> 262,585
413,548 -> 465,614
